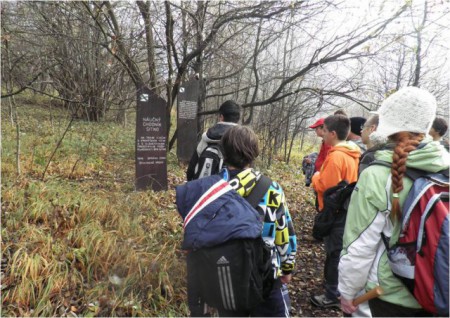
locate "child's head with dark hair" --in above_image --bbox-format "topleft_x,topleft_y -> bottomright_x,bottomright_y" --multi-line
324,115 -> 350,141
430,117 -> 448,138
334,109 -> 348,117
221,125 -> 259,169
219,100 -> 241,123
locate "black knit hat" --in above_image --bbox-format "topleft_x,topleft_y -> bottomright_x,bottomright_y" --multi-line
350,117 -> 367,136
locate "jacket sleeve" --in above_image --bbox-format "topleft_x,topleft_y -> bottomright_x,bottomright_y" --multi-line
338,171 -> 389,300
274,186 -> 297,274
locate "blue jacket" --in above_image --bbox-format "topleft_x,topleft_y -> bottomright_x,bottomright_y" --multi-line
176,175 -> 262,251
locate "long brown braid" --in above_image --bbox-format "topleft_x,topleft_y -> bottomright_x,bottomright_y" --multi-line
390,132 -> 425,219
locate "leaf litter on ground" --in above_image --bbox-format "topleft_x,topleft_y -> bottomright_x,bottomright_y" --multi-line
1,102 -> 341,317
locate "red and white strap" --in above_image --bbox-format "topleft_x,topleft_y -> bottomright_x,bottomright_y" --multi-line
183,179 -> 232,229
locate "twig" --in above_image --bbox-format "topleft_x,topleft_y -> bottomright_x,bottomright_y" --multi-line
41,115 -> 75,181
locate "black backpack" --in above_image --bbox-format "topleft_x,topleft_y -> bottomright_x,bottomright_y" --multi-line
189,175 -> 275,312
194,144 -> 224,180
312,180 -> 356,240
302,152 -> 318,187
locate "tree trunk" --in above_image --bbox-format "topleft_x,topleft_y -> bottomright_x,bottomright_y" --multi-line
16,119 -> 21,176
412,1 -> 428,87
137,1 -> 158,91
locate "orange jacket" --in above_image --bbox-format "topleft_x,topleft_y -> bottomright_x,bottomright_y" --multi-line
312,142 -> 360,211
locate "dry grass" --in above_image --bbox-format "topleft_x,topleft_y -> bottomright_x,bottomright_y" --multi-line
2,100 -> 189,317
1,177 -> 189,316
1,97 -> 307,317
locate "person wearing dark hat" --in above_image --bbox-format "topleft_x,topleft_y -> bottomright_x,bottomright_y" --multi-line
186,100 -> 240,181
347,117 -> 367,153
308,118 -> 332,173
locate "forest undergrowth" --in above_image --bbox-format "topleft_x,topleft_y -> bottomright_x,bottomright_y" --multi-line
1,98 -> 340,317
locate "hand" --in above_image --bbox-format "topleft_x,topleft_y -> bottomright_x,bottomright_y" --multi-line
340,297 -> 357,314
279,274 -> 292,284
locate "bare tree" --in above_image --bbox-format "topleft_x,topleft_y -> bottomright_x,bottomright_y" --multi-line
3,0 -> 449,167
412,0 -> 428,87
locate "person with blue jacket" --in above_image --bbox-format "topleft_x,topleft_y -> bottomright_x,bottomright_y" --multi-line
177,125 -> 297,317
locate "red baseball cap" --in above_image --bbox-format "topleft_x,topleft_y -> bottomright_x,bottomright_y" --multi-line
309,118 -> 325,128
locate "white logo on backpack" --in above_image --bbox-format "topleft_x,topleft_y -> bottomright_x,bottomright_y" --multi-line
217,256 -> 229,265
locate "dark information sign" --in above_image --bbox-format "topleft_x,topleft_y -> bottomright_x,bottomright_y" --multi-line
135,86 -> 168,191
177,79 -> 199,163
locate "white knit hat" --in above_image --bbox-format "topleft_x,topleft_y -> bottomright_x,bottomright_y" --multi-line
370,86 -> 436,143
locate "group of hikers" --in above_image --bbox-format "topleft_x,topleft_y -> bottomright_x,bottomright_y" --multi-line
175,87 -> 449,317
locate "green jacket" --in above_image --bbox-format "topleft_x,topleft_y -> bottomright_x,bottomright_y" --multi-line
338,139 -> 449,307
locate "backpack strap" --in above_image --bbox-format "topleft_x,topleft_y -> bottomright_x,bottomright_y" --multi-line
183,179 -> 232,229
369,160 -> 446,182
245,175 -> 272,208
206,144 -> 224,171
370,159 -> 421,177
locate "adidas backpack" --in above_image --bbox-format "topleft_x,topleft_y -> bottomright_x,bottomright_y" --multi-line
180,175 -> 274,312
189,237 -> 273,312
381,166 -> 449,316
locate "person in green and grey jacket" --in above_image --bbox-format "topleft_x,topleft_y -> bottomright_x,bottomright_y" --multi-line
338,87 -> 450,317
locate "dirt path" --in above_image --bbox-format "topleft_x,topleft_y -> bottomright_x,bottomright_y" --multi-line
286,183 -> 342,317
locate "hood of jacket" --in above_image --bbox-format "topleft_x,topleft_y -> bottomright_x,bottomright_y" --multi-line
202,122 -> 238,144
195,122 -> 238,156
329,141 -> 361,159
375,137 -> 449,173
222,168 -> 261,198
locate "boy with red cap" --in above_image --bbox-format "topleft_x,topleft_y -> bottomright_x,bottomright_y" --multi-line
309,118 -> 332,172
311,115 -> 360,309
305,118 -> 333,211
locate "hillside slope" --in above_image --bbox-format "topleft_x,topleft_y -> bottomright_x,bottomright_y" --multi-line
1,102 -> 340,317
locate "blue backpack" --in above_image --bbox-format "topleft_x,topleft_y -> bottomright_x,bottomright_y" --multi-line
176,175 -> 274,312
